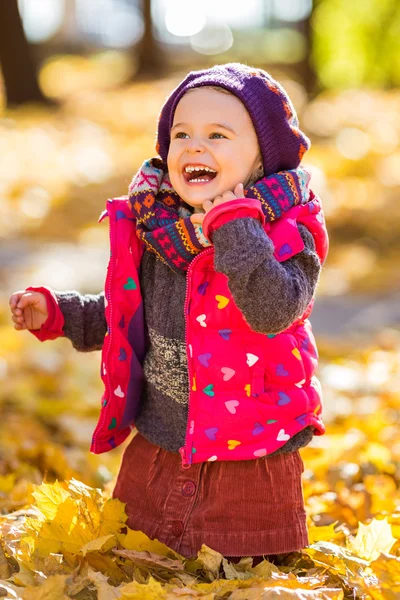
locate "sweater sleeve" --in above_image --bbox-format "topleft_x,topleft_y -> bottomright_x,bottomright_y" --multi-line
212,219 -> 321,334
53,291 -> 107,352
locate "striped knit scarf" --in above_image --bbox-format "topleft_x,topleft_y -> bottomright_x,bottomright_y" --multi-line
128,157 -> 311,273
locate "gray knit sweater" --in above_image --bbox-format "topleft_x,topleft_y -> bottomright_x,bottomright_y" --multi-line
55,217 -> 321,455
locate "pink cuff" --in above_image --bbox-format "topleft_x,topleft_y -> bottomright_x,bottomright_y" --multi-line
202,198 -> 265,242
26,286 -> 65,341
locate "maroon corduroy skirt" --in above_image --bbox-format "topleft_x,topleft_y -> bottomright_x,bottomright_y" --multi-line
112,432 -> 308,559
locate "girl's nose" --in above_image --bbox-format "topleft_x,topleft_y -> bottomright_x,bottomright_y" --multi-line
186,137 -> 205,154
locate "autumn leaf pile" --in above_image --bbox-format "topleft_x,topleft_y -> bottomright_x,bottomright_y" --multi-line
0,477 -> 399,599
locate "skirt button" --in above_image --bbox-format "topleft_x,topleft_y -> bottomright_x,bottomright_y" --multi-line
171,521 -> 184,537
182,481 -> 196,497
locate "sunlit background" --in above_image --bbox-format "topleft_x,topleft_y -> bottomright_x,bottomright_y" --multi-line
18,0 -> 311,57
0,0 -> 400,514
1,0 -> 399,298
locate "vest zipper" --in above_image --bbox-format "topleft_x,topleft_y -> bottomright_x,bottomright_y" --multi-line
179,246 -> 214,469
91,203 -> 115,452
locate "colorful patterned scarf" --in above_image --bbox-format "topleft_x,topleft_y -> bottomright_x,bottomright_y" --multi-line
128,157 -> 311,273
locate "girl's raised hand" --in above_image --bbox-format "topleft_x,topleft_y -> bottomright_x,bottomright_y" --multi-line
9,290 -> 48,331
190,183 -> 244,225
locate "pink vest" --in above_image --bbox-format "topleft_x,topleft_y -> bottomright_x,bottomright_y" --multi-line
91,193 -> 329,469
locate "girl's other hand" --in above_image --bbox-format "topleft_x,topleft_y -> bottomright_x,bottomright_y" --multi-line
9,290 -> 48,330
190,183 -> 244,225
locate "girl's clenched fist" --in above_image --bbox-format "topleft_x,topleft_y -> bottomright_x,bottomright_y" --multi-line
9,290 -> 48,331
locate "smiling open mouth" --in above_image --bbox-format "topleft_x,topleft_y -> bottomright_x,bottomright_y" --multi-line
183,166 -> 218,184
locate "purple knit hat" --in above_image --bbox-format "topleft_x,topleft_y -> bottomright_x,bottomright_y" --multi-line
156,63 -> 310,177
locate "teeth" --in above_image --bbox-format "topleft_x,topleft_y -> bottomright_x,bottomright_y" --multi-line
190,178 -> 209,183
185,166 -> 216,173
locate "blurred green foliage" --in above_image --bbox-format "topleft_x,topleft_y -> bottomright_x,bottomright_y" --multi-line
313,0 -> 400,88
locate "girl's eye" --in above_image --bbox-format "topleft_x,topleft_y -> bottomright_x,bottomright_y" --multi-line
173,132 -> 227,139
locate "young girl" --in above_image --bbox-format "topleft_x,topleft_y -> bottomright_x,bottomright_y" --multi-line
9,63 -> 329,562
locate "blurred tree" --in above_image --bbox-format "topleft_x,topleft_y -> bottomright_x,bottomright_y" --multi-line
0,0 -> 48,106
298,9 -> 318,96
135,0 -> 164,78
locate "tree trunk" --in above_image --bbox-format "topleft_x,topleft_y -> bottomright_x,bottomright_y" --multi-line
297,9 -> 319,98
0,0 -> 48,106
135,0 -> 164,79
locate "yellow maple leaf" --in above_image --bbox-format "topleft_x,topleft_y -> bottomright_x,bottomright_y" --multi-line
31,481 -> 70,520
87,569 -> 123,599
350,518 -> 397,562
80,534 -> 116,557
116,528 -> 184,560
194,579 -> 248,595
21,479 -> 127,559
370,553 -> 400,595
308,522 -> 341,544
304,542 -> 368,577
119,576 -> 167,599
21,574 -> 69,600
99,498 -> 128,537
195,544 -> 224,580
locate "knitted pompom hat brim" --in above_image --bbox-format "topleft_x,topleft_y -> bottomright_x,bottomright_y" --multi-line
156,63 -> 310,177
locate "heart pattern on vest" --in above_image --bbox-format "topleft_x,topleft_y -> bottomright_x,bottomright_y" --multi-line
198,282 -> 209,295
203,384 -> 214,397
114,385 -> 124,398
254,448 -> 267,457
295,379 -> 306,388
277,429 -> 290,441
218,329 -> 232,340
123,277 -> 137,290
225,400 -> 239,414
292,348 -> 302,360
277,392 -> 291,406
198,353 -> 212,367
215,295 -> 230,309
196,314 -> 207,327
278,243 -> 292,257
246,353 -> 259,367
227,439 -> 241,450
205,427 -> 218,440
296,414 -> 308,426
221,367 -> 235,381
118,348 -> 127,361
276,364 -> 288,376
252,422 -> 264,436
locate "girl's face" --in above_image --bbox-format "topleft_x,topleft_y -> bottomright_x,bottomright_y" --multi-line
167,87 -> 261,212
